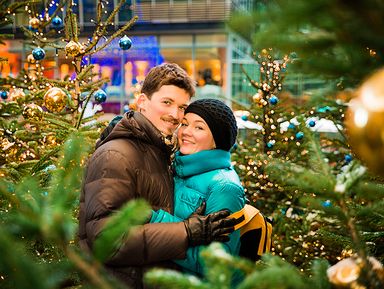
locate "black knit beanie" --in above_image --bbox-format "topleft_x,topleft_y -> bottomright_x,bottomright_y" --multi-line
184,99 -> 238,151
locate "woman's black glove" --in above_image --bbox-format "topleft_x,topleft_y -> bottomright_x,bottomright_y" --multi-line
183,202 -> 238,247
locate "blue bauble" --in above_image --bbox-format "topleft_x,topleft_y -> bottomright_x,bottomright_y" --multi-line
241,115 -> 248,121
308,120 -> 316,127
288,123 -> 295,130
322,200 -> 332,207
295,131 -> 304,140
345,154 -> 353,163
317,106 -> 332,113
266,142 -> 274,149
32,47 -> 46,60
28,25 -> 38,32
119,35 -> 132,50
51,16 -> 63,29
94,89 -> 107,103
269,95 -> 279,105
0,90 -> 8,100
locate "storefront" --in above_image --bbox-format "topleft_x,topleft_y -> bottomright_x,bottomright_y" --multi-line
2,30 -> 257,113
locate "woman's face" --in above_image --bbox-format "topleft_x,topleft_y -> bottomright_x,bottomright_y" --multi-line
177,113 -> 216,155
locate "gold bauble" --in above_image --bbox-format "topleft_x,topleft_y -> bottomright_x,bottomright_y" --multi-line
345,68 -> 384,176
327,257 -> 360,286
43,133 -> 57,145
43,87 -> 67,112
27,54 -> 36,64
252,90 -> 263,103
8,88 -> 26,103
29,17 -> 40,29
22,103 -> 44,121
65,40 -> 84,57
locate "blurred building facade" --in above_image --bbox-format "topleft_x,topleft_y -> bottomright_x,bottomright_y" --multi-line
0,0 -> 264,113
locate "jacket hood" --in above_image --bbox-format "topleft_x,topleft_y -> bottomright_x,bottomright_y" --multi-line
96,111 -> 172,156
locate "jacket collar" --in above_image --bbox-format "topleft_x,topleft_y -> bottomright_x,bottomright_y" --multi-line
97,111 -> 173,158
173,150 -> 231,178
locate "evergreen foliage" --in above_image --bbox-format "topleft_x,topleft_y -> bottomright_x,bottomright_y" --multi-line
228,1 -> 384,288
0,0 -> 137,181
145,243 -> 333,289
0,0 -> 384,288
0,1 -> 145,288
229,0 -> 384,87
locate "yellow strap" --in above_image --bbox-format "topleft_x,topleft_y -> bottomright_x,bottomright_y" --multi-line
230,204 -> 260,230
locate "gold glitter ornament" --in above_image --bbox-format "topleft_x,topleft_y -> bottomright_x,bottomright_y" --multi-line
27,54 -> 36,64
43,133 -> 57,145
345,69 -> 384,176
1,138 -> 14,151
327,257 -> 384,288
22,103 -> 44,121
253,90 -> 263,103
65,40 -> 84,57
29,17 -> 40,29
43,87 -> 67,112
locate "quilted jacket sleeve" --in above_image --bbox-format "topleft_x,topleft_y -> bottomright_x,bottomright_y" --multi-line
150,209 -> 183,223
178,182 -> 244,275
81,148 -> 188,266
150,182 -> 244,275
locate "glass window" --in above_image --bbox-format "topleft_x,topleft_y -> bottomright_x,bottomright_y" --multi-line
160,47 -> 193,75
71,0 -> 80,16
159,35 -> 193,77
0,41 -> 22,78
83,0 -> 113,24
159,35 -> 192,48
158,34 -> 227,100
195,47 -> 225,83
195,34 -> 227,47
118,0 -> 133,23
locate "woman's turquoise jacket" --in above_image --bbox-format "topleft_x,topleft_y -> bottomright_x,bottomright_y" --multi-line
150,149 -> 245,275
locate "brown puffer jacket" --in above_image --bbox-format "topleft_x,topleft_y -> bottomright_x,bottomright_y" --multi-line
78,111 -> 188,288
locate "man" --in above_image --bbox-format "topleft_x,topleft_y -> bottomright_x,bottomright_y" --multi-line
78,63 -> 237,288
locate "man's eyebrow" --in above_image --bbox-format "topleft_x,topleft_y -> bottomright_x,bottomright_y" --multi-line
161,97 -> 174,102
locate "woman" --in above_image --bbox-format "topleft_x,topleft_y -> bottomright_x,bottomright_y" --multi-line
151,98 -> 245,276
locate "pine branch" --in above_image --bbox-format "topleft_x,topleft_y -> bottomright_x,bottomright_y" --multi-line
93,199 -> 151,262
75,88 -> 97,129
86,15 -> 138,56
85,0 -> 135,54
65,248 -> 118,289
145,269 -> 210,289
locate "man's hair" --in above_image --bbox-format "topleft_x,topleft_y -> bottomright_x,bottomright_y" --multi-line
141,63 -> 195,98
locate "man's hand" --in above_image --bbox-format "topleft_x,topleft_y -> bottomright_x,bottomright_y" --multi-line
183,202 -> 239,247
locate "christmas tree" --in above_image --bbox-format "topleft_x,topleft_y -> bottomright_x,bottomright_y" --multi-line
227,0 -> 384,288
0,1 -> 142,288
0,0 -> 137,181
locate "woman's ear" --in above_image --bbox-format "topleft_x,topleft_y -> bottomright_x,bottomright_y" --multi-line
136,93 -> 148,112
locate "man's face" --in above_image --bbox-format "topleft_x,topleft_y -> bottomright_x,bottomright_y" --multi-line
138,85 -> 190,136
